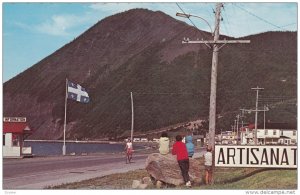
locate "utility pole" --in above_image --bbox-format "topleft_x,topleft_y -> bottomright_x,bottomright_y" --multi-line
131,92 -> 134,142
234,119 -> 236,134
251,86 -> 264,145
181,3 -> 250,150
220,129 -> 223,144
264,105 -> 267,130
208,2 -> 221,151
240,105 -> 269,143
178,3 -> 250,184
236,114 -> 240,144
240,109 -> 245,144
240,109 -> 245,127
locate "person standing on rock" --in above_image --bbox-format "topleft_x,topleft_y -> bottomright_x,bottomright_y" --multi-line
185,135 -> 194,158
172,135 -> 191,187
125,139 -> 133,164
159,132 -> 170,155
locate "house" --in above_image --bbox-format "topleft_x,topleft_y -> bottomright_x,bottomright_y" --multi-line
140,138 -> 148,142
219,131 -> 237,145
240,122 -> 297,145
193,135 -> 205,146
207,131 -> 237,145
133,137 -> 141,142
3,117 -> 33,158
240,124 -> 255,145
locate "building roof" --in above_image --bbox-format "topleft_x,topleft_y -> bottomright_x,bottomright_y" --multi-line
243,123 -> 297,130
279,135 -> 291,139
3,122 -> 32,134
257,122 -> 297,130
240,124 -> 255,131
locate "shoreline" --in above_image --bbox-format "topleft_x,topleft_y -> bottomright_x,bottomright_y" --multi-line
25,139 -> 123,144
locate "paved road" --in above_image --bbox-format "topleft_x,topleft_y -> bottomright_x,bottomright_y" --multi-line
3,152 -> 149,189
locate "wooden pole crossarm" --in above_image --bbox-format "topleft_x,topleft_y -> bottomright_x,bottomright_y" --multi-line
204,42 -> 212,49
182,40 -> 251,44
243,108 -> 269,112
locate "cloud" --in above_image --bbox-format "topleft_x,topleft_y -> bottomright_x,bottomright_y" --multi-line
12,14 -> 86,36
34,14 -> 91,36
10,2 -> 297,38
19,4 -> 127,37
88,2 -> 180,18
13,21 -> 32,31
89,2 -> 147,13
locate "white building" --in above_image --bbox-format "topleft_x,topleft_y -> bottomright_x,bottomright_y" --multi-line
240,124 -> 255,145
209,131 -> 237,145
140,138 -> 148,142
240,123 -> 297,145
133,137 -> 141,142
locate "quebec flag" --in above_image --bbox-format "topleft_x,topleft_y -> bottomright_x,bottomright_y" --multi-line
67,81 -> 90,103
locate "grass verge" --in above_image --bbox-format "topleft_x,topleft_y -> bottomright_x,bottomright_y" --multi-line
49,168 -> 297,190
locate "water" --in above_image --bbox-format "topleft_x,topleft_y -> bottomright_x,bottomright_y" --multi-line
24,141 -> 134,156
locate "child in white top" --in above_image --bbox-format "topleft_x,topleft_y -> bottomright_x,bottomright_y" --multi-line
124,139 -> 133,163
204,145 -> 213,184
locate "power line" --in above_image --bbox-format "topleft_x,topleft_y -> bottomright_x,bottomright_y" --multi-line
222,4 -> 234,36
233,3 -> 287,31
200,3 -> 215,21
270,22 -> 297,31
134,91 -> 258,96
221,10 -> 230,36
175,3 -> 211,40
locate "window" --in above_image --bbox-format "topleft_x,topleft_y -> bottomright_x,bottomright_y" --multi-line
281,130 -> 283,136
3,134 -> 5,146
12,135 -> 19,146
265,130 -> 268,135
293,131 -> 296,136
273,130 -> 276,135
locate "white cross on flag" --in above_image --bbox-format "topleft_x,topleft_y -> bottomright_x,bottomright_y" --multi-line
67,81 -> 90,103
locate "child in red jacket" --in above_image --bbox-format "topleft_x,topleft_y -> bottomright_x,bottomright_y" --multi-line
172,134 -> 191,187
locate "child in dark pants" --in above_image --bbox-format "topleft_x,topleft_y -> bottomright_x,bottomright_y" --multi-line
172,134 -> 191,187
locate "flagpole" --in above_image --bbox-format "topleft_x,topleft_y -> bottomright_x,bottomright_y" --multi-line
130,92 -> 134,142
63,78 -> 68,155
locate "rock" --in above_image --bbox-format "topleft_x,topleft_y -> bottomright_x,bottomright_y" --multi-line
142,177 -> 152,185
156,180 -> 163,189
132,180 -> 141,189
145,153 -> 202,186
138,184 -> 148,189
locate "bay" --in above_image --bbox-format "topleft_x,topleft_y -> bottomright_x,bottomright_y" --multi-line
24,141 -> 142,156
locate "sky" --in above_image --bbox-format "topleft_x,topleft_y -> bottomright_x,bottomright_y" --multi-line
2,1 -> 298,82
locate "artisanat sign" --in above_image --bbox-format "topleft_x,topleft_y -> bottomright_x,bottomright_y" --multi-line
3,117 -> 26,122
215,145 -> 297,168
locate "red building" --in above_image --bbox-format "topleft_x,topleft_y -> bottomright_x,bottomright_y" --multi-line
3,117 -> 33,158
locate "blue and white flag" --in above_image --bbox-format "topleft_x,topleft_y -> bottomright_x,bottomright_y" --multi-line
67,81 -> 90,103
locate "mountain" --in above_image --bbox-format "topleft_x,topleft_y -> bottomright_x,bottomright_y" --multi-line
3,9 -> 297,140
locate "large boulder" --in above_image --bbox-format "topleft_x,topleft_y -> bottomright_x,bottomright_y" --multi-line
145,153 -> 203,186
